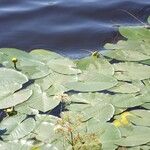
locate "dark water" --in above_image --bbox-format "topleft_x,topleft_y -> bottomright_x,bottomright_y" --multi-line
0,0 -> 150,58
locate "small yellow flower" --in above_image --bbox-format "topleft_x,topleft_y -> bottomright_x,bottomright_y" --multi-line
121,112 -> 131,118
92,51 -> 100,58
4,107 -> 13,113
12,57 -> 18,63
120,117 -> 129,125
113,120 -> 122,127
31,146 -> 41,150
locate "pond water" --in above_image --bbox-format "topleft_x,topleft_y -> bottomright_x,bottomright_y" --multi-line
0,0 -> 149,58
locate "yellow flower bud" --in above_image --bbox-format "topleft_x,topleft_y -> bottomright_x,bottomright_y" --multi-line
113,120 -> 122,127
12,57 -> 18,63
120,117 -> 129,125
121,112 -> 131,118
92,51 -> 100,58
5,107 -> 13,113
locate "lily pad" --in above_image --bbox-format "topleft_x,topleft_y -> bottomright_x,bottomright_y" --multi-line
47,58 -> 81,75
109,82 -> 140,93
0,89 -> 32,109
64,67 -> 117,92
0,115 -> 35,140
0,68 -> 28,98
113,62 -> 150,81
102,49 -> 149,61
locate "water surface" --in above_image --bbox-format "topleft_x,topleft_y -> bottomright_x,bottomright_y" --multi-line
0,0 -> 149,57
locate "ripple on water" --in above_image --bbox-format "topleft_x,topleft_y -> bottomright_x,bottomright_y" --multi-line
0,0 -> 149,57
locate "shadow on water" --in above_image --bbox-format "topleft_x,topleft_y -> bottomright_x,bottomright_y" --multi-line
0,0 -> 149,58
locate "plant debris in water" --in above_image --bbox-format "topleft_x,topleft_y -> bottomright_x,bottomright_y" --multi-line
0,17 -> 150,150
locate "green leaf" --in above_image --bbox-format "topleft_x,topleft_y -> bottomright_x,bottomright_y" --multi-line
111,93 -> 148,108
102,49 -> 149,61
113,62 -> 150,81
148,16 -> 150,24
109,82 -> 140,93
30,49 -> 63,62
82,103 -> 115,122
0,141 -> 31,150
76,55 -> 114,75
119,26 -> 150,41
27,84 -> 61,112
47,58 -> 81,75
64,68 -> 117,92
0,48 -> 32,59
129,110 -> 150,127
140,59 -> 150,65
0,89 -> 32,109
0,68 -> 28,98
17,58 -> 51,79
33,115 -> 58,142
0,115 -> 35,140
100,123 -> 121,150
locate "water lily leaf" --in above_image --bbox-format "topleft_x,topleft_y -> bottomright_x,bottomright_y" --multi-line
30,49 -> 63,62
111,93 -> 148,108
48,72 -> 78,84
116,126 -> 150,147
148,16 -> 150,24
140,59 -> 150,65
0,115 -> 35,140
115,128 -> 150,147
27,84 -> 61,112
67,94 -> 114,122
113,62 -> 150,81
141,103 -> 150,109
0,68 -> 28,98
81,103 -> 115,122
33,115 -> 58,142
76,55 -> 114,75
47,58 -> 81,75
104,26 -> 150,56
0,48 -> 32,59
64,68 -> 117,92
35,75 -> 53,91
0,141 -> 31,150
0,89 -> 32,109
115,134 -> 150,147
46,83 -> 67,96
119,26 -> 150,40
0,48 -> 51,79
35,72 -> 77,91
128,110 -> 150,127
100,123 -> 121,150
17,58 -> 51,79
102,49 -> 149,61
109,82 -> 140,93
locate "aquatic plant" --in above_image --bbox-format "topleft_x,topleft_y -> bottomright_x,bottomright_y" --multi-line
0,16 -> 150,150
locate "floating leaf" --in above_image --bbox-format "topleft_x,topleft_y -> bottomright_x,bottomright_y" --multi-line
27,84 -> 61,112
113,62 -> 150,81
0,115 -> 35,140
0,89 -> 32,109
128,110 -> 150,127
102,49 -> 149,61
76,54 -> 114,75
33,115 -> 58,142
47,58 -> 81,75
111,93 -> 149,108
100,123 -> 121,150
0,141 -> 31,150
30,49 -> 63,62
109,82 -> 140,93
64,68 -> 117,92
0,68 -> 28,98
